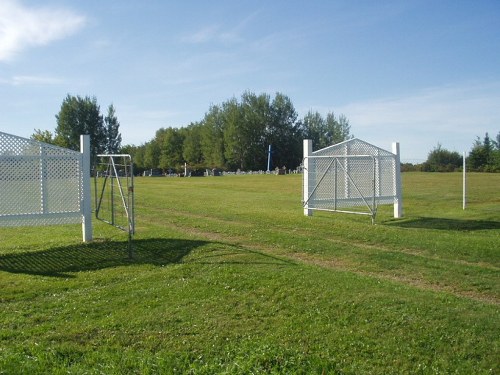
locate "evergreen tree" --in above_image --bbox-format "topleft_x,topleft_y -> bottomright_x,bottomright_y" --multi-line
468,132 -> 500,171
104,104 -> 122,154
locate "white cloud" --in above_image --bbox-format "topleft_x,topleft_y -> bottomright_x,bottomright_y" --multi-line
0,0 -> 86,61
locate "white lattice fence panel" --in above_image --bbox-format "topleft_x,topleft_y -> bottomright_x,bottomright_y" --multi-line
0,132 -> 83,227
303,138 -> 402,220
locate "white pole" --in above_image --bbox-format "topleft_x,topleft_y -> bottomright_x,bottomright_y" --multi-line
392,142 -> 403,218
463,151 -> 466,210
303,139 -> 313,216
266,144 -> 271,172
81,135 -> 92,242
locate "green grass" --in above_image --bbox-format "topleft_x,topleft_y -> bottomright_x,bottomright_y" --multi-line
1,172 -> 499,374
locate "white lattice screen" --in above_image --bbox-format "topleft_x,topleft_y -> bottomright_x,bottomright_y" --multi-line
303,138 -> 403,221
0,132 -> 92,241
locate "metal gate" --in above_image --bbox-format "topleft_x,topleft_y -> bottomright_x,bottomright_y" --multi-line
94,154 -> 135,256
303,138 -> 403,222
304,155 -> 390,222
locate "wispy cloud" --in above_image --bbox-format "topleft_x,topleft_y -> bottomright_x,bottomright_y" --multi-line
180,12 -> 260,45
332,82 -> 500,161
11,75 -> 64,85
0,74 -> 64,86
339,83 -> 500,131
180,24 -> 242,45
0,0 -> 86,61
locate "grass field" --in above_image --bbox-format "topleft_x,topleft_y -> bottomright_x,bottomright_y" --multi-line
1,172 -> 499,374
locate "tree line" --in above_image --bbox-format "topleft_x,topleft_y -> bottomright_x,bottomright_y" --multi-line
33,93 -> 498,173
402,132 -> 500,172
121,91 -> 351,174
33,92 -> 350,173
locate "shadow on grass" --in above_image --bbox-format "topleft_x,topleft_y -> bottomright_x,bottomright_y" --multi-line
0,238 -> 296,278
186,244 -> 297,266
0,238 -> 207,278
386,217 -> 500,231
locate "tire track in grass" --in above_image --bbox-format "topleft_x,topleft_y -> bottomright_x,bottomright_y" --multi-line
287,252 -> 499,305
138,211 -> 499,305
144,205 -> 498,271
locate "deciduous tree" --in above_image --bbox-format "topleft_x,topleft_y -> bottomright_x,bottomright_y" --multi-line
55,94 -> 106,159
201,105 -> 226,168
31,129 -> 55,144
423,143 -> 462,172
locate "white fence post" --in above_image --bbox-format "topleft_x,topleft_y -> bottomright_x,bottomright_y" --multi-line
81,135 -> 92,242
463,151 -> 467,210
303,139 -> 313,216
392,142 -> 403,218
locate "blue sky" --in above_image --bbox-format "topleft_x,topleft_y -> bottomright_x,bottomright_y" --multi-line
1,0 -> 499,162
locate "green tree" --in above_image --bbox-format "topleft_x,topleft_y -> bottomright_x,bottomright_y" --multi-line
31,129 -> 55,144
223,98 -> 246,170
104,104 -> 122,154
469,132 -> 500,172
494,131 -> 500,150
121,144 -> 145,174
267,93 -> 301,169
302,110 -> 324,149
183,123 -> 203,167
468,137 -> 487,170
159,127 -> 185,172
303,110 -> 352,149
55,94 -> 106,159
325,113 -> 351,145
143,139 -> 161,170
239,92 -> 270,170
200,105 -> 226,168
423,143 -> 462,172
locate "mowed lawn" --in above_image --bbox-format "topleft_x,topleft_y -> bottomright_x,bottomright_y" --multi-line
0,172 -> 498,374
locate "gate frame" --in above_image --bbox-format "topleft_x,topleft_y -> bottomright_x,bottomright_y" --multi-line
93,154 -> 135,257
302,138 -> 403,221
303,154 -> 379,222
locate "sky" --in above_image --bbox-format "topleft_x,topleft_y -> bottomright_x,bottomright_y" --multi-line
1,0 -> 499,163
